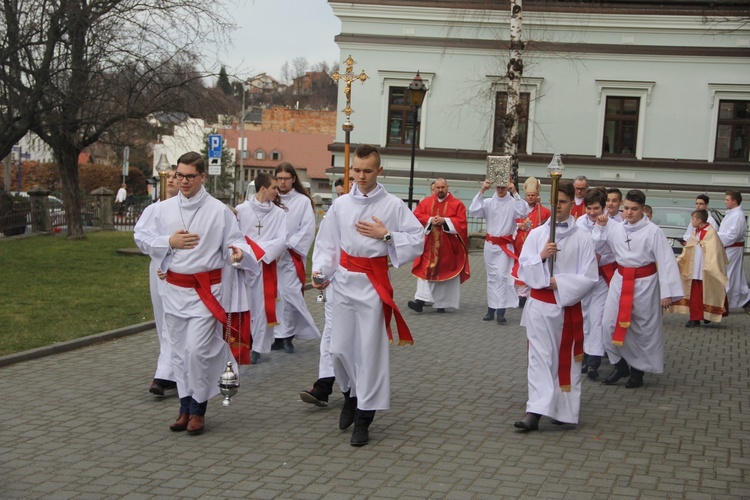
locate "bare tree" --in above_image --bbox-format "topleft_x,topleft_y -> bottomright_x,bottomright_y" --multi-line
504,0 -> 524,184
5,0 -> 236,238
292,57 -> 309,79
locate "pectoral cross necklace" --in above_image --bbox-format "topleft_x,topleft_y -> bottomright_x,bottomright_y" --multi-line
251,206 -> 268,235
625,233 -> 632,250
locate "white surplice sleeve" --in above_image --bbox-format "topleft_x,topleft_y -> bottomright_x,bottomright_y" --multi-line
388,200 -> 425,268
468,191 -> 487,218
553,235 -> 598,307
312,202 -> 342,279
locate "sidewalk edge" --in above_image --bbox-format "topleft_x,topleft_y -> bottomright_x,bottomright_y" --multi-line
0,321 -> 156,368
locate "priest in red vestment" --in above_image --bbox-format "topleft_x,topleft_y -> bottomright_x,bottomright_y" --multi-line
514,177 -> 551,307
571,176 -> 588,219
408,178 -> 470,313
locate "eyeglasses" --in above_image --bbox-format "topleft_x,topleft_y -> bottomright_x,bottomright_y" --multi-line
276,176 -> 293,182
175,172 -> 200,181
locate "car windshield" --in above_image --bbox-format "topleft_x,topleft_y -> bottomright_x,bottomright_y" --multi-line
650,208 -> 692,228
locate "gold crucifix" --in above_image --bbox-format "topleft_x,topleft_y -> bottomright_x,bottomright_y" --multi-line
331,55 -> 368,193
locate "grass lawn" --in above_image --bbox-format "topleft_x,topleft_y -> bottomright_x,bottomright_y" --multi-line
0,231 -> 152,356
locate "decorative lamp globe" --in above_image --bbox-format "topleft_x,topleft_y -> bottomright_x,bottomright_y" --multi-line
546,153 -> 565,177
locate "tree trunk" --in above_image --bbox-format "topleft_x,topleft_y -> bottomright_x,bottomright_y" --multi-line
504,0 -> 524,185
57,144 -> 86,239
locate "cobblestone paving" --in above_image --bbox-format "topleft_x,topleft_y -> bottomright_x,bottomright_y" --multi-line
1,253 -> 749,498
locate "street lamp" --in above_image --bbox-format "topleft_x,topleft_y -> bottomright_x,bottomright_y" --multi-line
406,71 -> 428,209
155,153 -> 170,201
238,82 -> 249,205
546,153 -> 565,275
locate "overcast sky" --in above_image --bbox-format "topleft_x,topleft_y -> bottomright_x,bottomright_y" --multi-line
213,0 -> 342,81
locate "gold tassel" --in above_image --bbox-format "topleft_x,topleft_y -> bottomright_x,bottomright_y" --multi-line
561,385 -> 571,392
612,340 -> 624,347
398,340 -> 414,346
267,322 -> 279,327
618,321 -> 630,328
574,354 -> 584,362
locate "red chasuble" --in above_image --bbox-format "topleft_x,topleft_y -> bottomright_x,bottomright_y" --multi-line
571,200 -> 586,219
514,203 -> 551,283
411,194 -> 471,284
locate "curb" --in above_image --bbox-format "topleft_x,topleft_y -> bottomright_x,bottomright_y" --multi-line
0,321 -> 156,368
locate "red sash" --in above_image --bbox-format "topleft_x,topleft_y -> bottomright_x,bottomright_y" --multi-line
340,251 -> 414,346
612,262 -> 658,347
598,262 -> 617,286
289,249 -> 306,293
166,269 -> 226,325
530,288 -> 584,392
487,234 -> 520,278
729,242 -> 744,248
245,236 -> 279,326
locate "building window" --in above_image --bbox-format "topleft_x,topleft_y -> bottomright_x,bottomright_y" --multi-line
387,87 -> 419,146
254,149 -> 265,160
493,92 -> 530,153
715,100 -> 750,161
602,97 -> 639,156
271,151 -> 281,161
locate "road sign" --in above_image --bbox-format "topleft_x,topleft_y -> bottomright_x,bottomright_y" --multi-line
208,134 -> 222,175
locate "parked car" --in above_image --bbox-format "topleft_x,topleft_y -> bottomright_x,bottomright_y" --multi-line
650,206 -> 724,255
18,192 -> 67,232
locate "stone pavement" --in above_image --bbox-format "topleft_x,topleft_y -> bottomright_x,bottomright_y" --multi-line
1,253 -> 749,499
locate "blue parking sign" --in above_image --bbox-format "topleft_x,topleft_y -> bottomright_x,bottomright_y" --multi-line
208,134 -> 222,158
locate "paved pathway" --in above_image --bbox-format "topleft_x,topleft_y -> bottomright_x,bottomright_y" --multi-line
1,253 -> 749,498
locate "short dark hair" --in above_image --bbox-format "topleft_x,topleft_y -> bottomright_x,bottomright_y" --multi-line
692,209 -> 708,223
696,194 -> 709,204
625,189 -> 646,206
354,144 -> 381,166
606,188 -> 622,201
254,172 -> 273,190
334,177 -> 344,188
574,176 -> 588,184
177,151 -> 205,174
558,179 -> 575,199
584,187 -> 607,208
726,190 -> 742,204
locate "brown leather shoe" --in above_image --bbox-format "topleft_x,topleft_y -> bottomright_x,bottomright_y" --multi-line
169,413 -> 189,432
186,415 -> 205,435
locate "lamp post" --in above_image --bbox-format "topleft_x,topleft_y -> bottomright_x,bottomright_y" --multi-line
237,82 -> 248,205
546,153 -> 565,275
155,153 -> 170,201
406,71 -> 427,209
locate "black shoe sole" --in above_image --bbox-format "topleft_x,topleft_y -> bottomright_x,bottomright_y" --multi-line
300,391 -> 328,407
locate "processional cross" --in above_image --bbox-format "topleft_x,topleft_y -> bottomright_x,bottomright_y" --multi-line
331,55 -> 368,193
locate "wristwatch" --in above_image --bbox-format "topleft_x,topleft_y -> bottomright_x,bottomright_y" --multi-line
382,231 -> 393,243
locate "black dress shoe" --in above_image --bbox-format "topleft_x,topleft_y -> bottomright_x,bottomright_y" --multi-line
300,388 -> 329,407
496,315 -> 507,325
625,368 -> 644,388
603,359 -> 630,385
482,308 -> 495,321
149,380 -> 165,396
587,368 -> 599,380
581,364 -> 588,374
339,392 -> 357,430
271,338 -> 284,351
436,308 -> 445,313
283,337 -> 294,354
407,300 -> 424,313
703,320 -> 711,324
514,413 -> 540,431
548,418 -> 564,425
685,320 -> 699,328
250,351 -> 262,364
351,424 -> 369,446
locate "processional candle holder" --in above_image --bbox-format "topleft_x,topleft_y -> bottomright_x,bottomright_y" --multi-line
312,274 -> 328,303
546,153 -> 566,276
219,362 -> 240,407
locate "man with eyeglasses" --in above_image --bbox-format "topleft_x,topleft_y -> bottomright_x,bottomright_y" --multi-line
137,151 -> 258,435
571,176 -> 588,219
272,163 -> 320,354
135,166 -> 179,397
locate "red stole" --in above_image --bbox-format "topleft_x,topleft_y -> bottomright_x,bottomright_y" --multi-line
571,200 -> 585,219
289,249 -> 306,293
340,251 -> 414,346
530,288 -> 584,392
612,263 -> 658,346
245,236 -> 279,326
